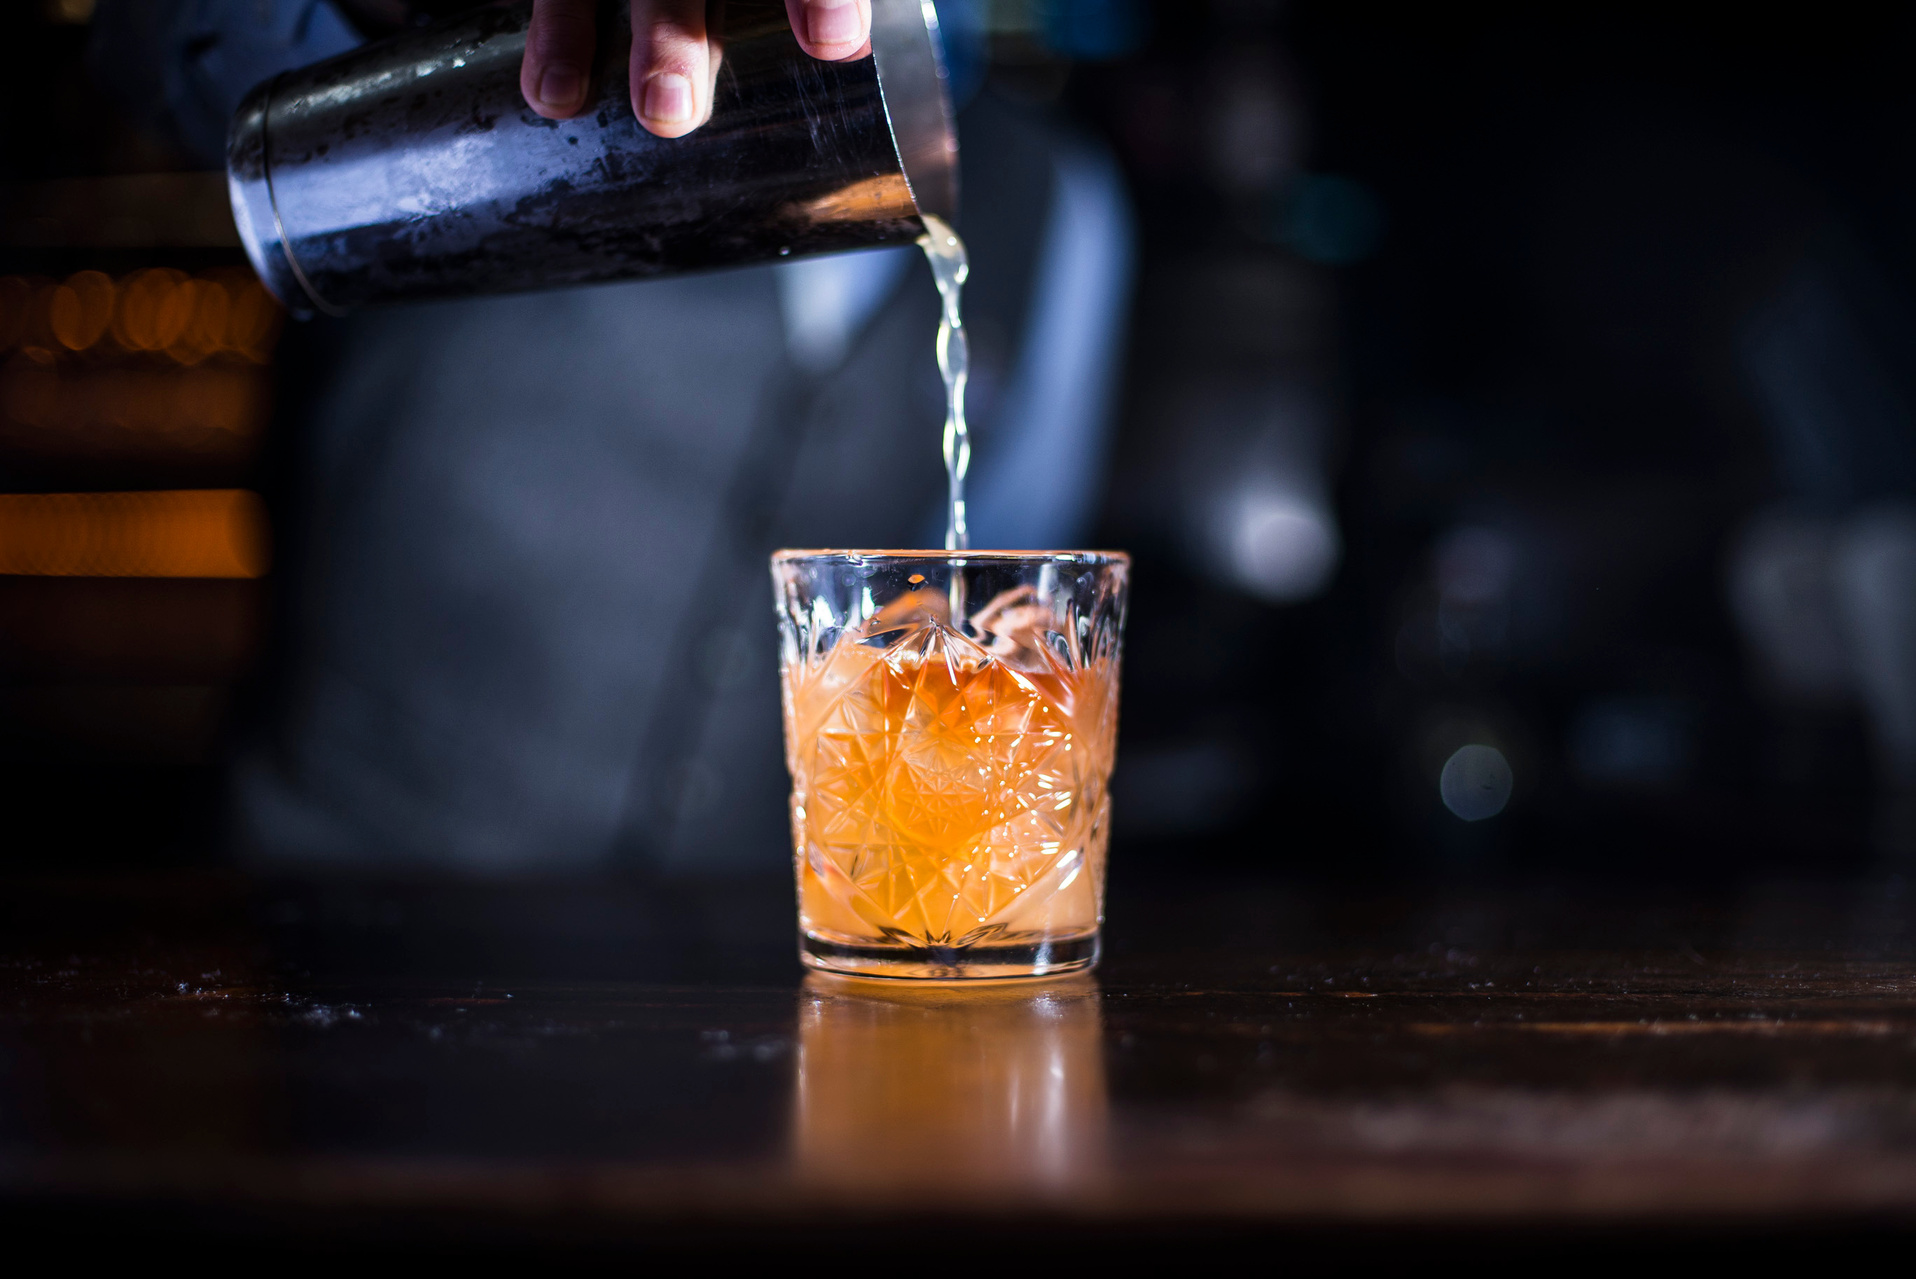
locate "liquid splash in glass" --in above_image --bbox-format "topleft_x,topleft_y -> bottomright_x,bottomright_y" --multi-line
918,215 -> 970,552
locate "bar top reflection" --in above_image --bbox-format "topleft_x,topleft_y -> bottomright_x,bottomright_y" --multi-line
4,875 -> 1916,1254
795,974 -> 1107,1197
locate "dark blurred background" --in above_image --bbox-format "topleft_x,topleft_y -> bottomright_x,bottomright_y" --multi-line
6,0 -> 1916,882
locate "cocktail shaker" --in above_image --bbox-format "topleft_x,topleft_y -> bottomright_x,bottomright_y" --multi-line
226,0 -> 958,317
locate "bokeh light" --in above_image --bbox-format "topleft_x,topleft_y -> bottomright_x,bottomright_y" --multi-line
49,270 -> 115,350
0,489 -> 269,578
0,268 -> 281,364
0,269 -> 281,448
1,361 -> 269,436
1440,744 -> 1513,821
1226,491 -> 1342,603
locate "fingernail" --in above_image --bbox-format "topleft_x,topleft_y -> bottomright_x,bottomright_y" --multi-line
643,73 -> 695,124
538,66 -> 583,109
806,0 -> 863,47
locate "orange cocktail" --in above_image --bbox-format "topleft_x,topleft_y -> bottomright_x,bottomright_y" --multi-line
773,552 -> 1128,979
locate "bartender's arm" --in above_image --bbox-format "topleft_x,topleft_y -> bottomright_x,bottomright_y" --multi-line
521,0 -> 872,137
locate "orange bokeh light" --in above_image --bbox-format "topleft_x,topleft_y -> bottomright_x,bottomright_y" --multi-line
0,489 -> 270,578
1,269 -> 281,363
49,270 -> 116,350
1,360 -> 268,437
113,267 -> 192,352
0,268 -> 282,446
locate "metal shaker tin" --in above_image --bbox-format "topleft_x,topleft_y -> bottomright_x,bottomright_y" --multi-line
227,0 -> 958,317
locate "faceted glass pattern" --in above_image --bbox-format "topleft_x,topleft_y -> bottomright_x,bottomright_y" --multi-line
773,552 -> 1129,979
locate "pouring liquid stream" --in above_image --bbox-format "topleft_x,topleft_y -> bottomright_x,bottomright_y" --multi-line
918,215 -> 970,553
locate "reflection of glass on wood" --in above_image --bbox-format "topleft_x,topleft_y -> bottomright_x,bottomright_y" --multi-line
793,973 -> 1108,1197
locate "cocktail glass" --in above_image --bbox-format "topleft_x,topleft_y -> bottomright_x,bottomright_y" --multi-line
772,551 -> 1129,980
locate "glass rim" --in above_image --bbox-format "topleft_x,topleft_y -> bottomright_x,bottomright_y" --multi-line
771,548 -> 1129,566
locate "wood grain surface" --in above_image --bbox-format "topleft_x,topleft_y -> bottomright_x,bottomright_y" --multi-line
2,872 -> 1912,1252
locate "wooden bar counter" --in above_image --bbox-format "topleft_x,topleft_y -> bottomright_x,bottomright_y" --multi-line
3,871 -> 1913,1255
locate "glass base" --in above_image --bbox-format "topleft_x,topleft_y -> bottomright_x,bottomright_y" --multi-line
799,931 -> 1100,981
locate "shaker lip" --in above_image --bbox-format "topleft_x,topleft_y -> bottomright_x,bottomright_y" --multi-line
226,75 -> 323,320
869,0 -> 960,229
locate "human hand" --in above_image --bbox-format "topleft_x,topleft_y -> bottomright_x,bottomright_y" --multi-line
520,0 -> 873,138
